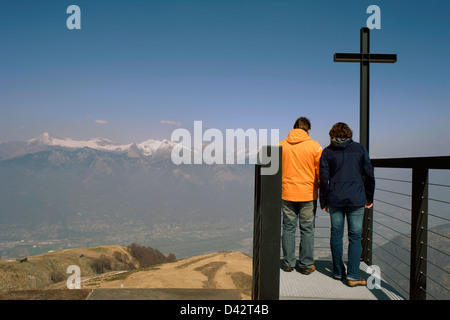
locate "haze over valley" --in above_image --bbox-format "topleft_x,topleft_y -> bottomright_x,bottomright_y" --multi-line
0,133 -> 255,259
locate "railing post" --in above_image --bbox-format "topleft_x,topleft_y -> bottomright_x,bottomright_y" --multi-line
410,168 -> 428,300
252,146 -> 282,300
361,206 -> 373,266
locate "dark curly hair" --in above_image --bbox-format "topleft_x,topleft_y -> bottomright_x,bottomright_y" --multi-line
329,122 -> 353,139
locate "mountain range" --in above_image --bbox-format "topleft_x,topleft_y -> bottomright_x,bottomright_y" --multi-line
0,132 -> 177,160
0,133 -> 255,259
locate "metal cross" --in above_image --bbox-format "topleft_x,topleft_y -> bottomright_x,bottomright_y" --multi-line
334,27 -> 397,152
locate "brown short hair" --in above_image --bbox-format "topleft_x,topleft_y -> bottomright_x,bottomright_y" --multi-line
329,122 -> 353,139
293,117 -> 311,132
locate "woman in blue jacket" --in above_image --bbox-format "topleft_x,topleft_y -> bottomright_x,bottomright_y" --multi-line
319,122 -> 375,287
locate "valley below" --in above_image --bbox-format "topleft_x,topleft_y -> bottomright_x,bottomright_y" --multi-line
0,218 -> 254,260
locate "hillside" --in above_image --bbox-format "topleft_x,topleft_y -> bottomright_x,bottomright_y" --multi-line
48,251 -> 252,299
0,245 -> 253,300
0,245 -> 132,291
0,244 -> 174,291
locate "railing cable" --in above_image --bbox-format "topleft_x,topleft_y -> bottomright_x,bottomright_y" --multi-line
375,177 -> 411,184
426,276 -> 450,294
375,187 -> 411,198
374,198 -> 410,212
421,241 -> 450,258
372,229 -> 410,254
427,197 -> 450,205
425,228 -> 450,241
372,240 -> 410,267
420,256 -> 450,277
373,220 -> 411,239
374,209 -> 411,225
420,270 -> 450,294
427,182 -> 450,188
428,212 -> 450,223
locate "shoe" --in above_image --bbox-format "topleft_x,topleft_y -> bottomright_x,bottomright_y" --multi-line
347,279 -> 367,287
334,271 -> 347,281
282,266 -> 294,272
299,265 -> 315,275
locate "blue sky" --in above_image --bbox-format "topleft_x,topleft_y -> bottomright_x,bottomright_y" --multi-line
0,0 -> 448,158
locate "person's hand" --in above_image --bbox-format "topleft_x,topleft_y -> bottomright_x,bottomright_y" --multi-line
365,203 -> 373,209
322,206 -> 328,213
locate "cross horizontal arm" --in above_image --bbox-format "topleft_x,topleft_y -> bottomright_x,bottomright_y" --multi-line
334,53 -> 397,63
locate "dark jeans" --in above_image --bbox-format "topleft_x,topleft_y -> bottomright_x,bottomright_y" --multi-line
329,206 -> 365,280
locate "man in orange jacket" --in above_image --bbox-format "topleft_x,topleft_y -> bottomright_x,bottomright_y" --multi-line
279,117 -> 322,274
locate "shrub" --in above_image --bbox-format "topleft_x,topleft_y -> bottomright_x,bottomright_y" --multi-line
91,254 -> 112,274
127,243 -> 176,268
50,270 -> 66,283
167,253 -> 177,262
113,251 -> 123,261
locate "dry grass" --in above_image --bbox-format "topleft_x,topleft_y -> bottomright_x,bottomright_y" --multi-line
1,249 -> 253,300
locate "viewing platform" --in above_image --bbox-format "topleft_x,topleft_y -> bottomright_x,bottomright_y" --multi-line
252,151 -> 450,300
279,260 -> 404,300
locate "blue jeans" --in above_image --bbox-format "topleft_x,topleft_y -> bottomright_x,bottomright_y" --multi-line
282,200 -> 316,269
329,206 -> 365,280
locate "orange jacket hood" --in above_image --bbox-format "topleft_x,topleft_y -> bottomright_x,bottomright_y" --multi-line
285,129 -> 312,145
279,129 -> 322,202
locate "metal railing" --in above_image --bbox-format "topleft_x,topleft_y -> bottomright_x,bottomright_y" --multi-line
252,153 -> 450,300
367,156 -> 450,300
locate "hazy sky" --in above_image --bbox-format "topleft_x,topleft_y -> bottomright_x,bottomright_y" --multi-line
0,0 -> 448,158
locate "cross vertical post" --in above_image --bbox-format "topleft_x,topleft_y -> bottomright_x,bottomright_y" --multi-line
334,27 -> 397,266
360,27 -> 370,151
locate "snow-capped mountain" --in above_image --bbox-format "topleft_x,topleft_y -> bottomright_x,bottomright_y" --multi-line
26,132 -> 177,157
1,132 -> 263,163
